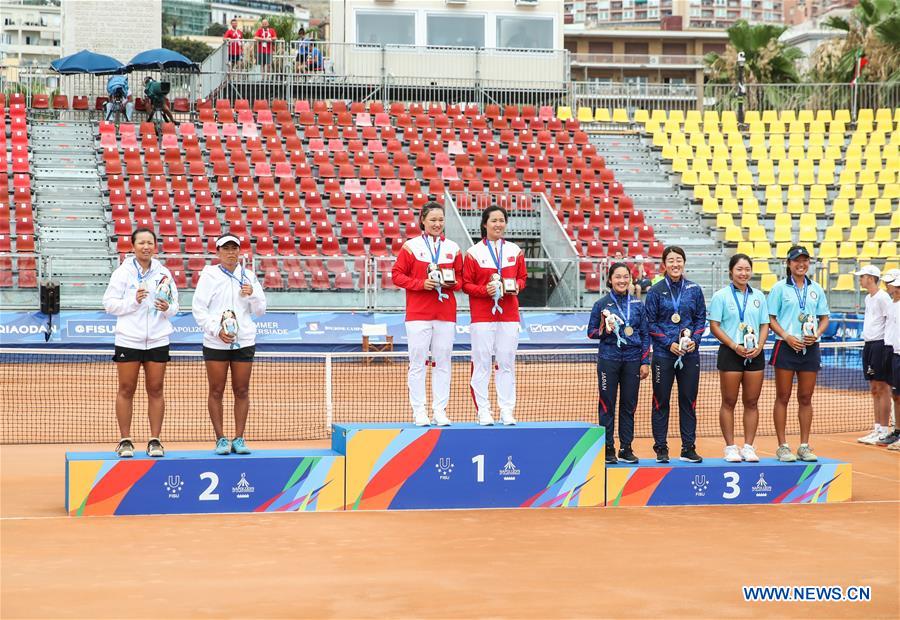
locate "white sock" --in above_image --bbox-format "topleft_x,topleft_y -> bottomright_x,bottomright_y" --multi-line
799,443 -> 809,448
726,444 -> 737,450
875,424 -> 883,433
743,443 -> 753,450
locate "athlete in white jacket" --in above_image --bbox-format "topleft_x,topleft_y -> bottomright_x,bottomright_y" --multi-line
102,228 -> 178,458
191,234 -> 267,455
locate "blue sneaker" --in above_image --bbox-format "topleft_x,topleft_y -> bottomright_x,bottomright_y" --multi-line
231,437 -> 251,454
215,437 -> 231,455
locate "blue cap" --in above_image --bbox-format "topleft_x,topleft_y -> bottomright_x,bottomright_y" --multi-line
787,246 -> 811,260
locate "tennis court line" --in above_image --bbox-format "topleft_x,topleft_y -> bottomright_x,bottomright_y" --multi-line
2,499 -> 899,521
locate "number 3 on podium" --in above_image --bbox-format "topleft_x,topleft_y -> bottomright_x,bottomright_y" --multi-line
472,454 -> 484,483
722,471 -> 740,499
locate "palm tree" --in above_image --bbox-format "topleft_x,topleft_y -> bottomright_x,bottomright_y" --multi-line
705,20 -> 805,85
813,0 -> 900,83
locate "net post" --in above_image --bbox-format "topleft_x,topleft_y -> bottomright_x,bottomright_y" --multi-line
325,353 -> 334,433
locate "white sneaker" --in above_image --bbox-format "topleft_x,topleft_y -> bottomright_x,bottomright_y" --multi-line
477,410 -> 495,426
724,445 -> 741,463
740,444 -> 759,462
433,411 -> 451,427
858,429 -> 881,444
500,410 -> 517,426
413,410 -> 431,427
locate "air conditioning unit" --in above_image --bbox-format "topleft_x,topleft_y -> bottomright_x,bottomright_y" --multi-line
648,55 -> 659,65
515,0 -> 540,5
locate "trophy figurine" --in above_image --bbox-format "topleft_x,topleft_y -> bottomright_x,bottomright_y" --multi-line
490,273 -> 504,315
742,325 -> 758,366
800,314 -> 817,355
152,275 -> 173,316
602,309 -> 627,348
428,263 -> 448,302
221,309 -> 239,349
674,327 -> 692,369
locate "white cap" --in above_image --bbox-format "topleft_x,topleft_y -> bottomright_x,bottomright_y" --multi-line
853,265 -> 881,278
882,269 -> 900,285
215,233 -> 241,248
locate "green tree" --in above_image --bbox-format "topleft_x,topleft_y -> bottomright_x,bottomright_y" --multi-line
705,20 -> 805,84
812,0 -> 900,83
206,22 -> 227,37
161,36 -> 214,64
262,14 -> 299,44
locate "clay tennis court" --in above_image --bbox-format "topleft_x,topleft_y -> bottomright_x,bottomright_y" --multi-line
1,433 -> 897,618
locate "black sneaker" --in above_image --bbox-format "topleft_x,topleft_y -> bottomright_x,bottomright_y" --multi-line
680,446 -> 703,463
605,444 -> 618,464
654,445 -> 669,463
876,429 -> 900,446
147,438 -> 165,458
617,445 -> 639,464
115,438 -> 134,458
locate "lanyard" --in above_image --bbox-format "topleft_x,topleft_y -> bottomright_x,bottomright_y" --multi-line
612,293 -> 631,325
485,239 -> 504,276
665,275 -> 682,315
219,264 -> 246,287
789,277 -> 808,313
730,284 -> 750,324
423,235 -> 442,265
133,258 -> 153,287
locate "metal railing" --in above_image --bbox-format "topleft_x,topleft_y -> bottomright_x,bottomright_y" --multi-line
571,53 -> 706,67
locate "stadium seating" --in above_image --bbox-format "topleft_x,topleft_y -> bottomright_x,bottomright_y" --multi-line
96,99 -> 652,291
1,94 -> 37,288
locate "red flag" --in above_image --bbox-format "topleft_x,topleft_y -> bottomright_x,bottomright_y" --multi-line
851,53 -> 868,85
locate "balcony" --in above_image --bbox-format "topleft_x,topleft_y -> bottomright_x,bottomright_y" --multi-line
571,52 -> 706,68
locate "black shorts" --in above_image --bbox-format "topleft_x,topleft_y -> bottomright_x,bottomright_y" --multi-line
228,52 -> 242,64
769,340 -> 821,372
717,344 -> 765,372
113,345 -> 170,363
863,340 -> 892,382
258,52 -> 272,65
203,345 -> 255,362
892,355 -> 900,395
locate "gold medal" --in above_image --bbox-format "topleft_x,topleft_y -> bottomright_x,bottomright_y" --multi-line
671,313 -> 681,324
624,326 -> 634,337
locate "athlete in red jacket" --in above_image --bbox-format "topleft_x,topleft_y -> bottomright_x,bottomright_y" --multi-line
392,202 -> 463,426
462,205 -> 527,426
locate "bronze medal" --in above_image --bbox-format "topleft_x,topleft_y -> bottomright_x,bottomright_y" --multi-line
671,312 -> 681,324
624,326 -> 634,337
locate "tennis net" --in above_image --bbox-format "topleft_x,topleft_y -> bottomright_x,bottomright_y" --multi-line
0,342 -> 870,444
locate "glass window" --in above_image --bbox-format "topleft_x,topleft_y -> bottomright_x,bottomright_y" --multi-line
426,14 -> 485,48
356,12 -> 415,46
496,16 -> 554,50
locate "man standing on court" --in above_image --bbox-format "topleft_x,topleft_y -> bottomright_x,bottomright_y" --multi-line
856,266 -> 894,446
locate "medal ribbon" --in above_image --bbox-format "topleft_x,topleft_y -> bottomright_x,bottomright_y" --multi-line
485,239 -> 504,277
612,293 -> 631,329
730,283 -> 750,325
423,235 -> 442,266
133,258 -> 153,288
219,264 -> 247,286
665,275 -> 682,317
790,276 -> 808,313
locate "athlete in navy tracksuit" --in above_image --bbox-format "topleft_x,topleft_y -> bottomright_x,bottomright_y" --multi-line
644,246 -> 706,463
588,263 -> 651,464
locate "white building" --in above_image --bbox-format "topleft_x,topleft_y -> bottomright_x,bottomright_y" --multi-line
209,0 -> 310,27
60,0 -> 162,64
780,7 -> 850,72
0,0 -> 62,67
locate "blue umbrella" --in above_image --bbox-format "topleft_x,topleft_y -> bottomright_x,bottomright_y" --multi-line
126,48 -> 199,72
50,49 -> 124,75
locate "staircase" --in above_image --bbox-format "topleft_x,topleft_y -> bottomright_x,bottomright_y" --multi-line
30,121 -> 113,309
591,133 -> 725,292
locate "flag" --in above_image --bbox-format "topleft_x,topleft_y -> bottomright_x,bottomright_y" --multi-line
851,51 -> 868,85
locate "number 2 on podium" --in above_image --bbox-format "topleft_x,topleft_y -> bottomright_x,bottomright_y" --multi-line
471,454 -> 484,482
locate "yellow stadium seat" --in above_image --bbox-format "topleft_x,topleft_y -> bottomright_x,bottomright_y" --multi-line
725,226 -> 744,242
839,169 -> 857,185
761,273 -> 778,292
857,109 -> 874,124
652,131 -> 669,148
721,198 -> 740,214
693,185 -> 711,200
884,183 -> 899,199
702,110 -> 719,126
650,109 -> 667,123
852,197 -> 871,214
577,107 -> 594,123
775,242 -> 793,258
778,164 -> 795,186
808,199 -> 826,214
833,109 -> 851,124
556,106 -> 573,121
833,211 -> 851,229
787,184 -> 805,200
809,184 -> 828,201
672,158 -> 688,174
781,110 -> 797,125
698,170 -> 717,185
685,110 -> 702,124
770,143 -> 787,162
848,224 -> 870,242
799,225 -> 818,244
753,241 -> 774,260
717,170 -> 736,186
594,108 -> 612,123
736,241 -> 754,256
762,110 -> 779,125
832,196 -> 851,212
787,197 -> 806,214
892,210 -> 900,229
680,170 -> 698,185
744,110 -> 760,124
818,241 -> 838,259
857,212 -> 876,228
834,273 -> 856,291
860,241 -> 879,258
797,109 -> 814,124
823,225 -> 843,242
612,108 -> 630,123
838,241 -> 857,258
632,109 -> 649,124
748,226 -> 768,242
704,198 -> 720,215
873,225 -> 892,242
717,213 -> 734,227
881,241 -> 898,258
773,214 -> 793,242
799,212 -> 817,229
742,197 -> 761,214
669,109 -> 684,124
873,198 -> 892,215
797,165 -> 816,186
766,196 -> 784,215
721,110 -> 737,126
735,169 -> 754,186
